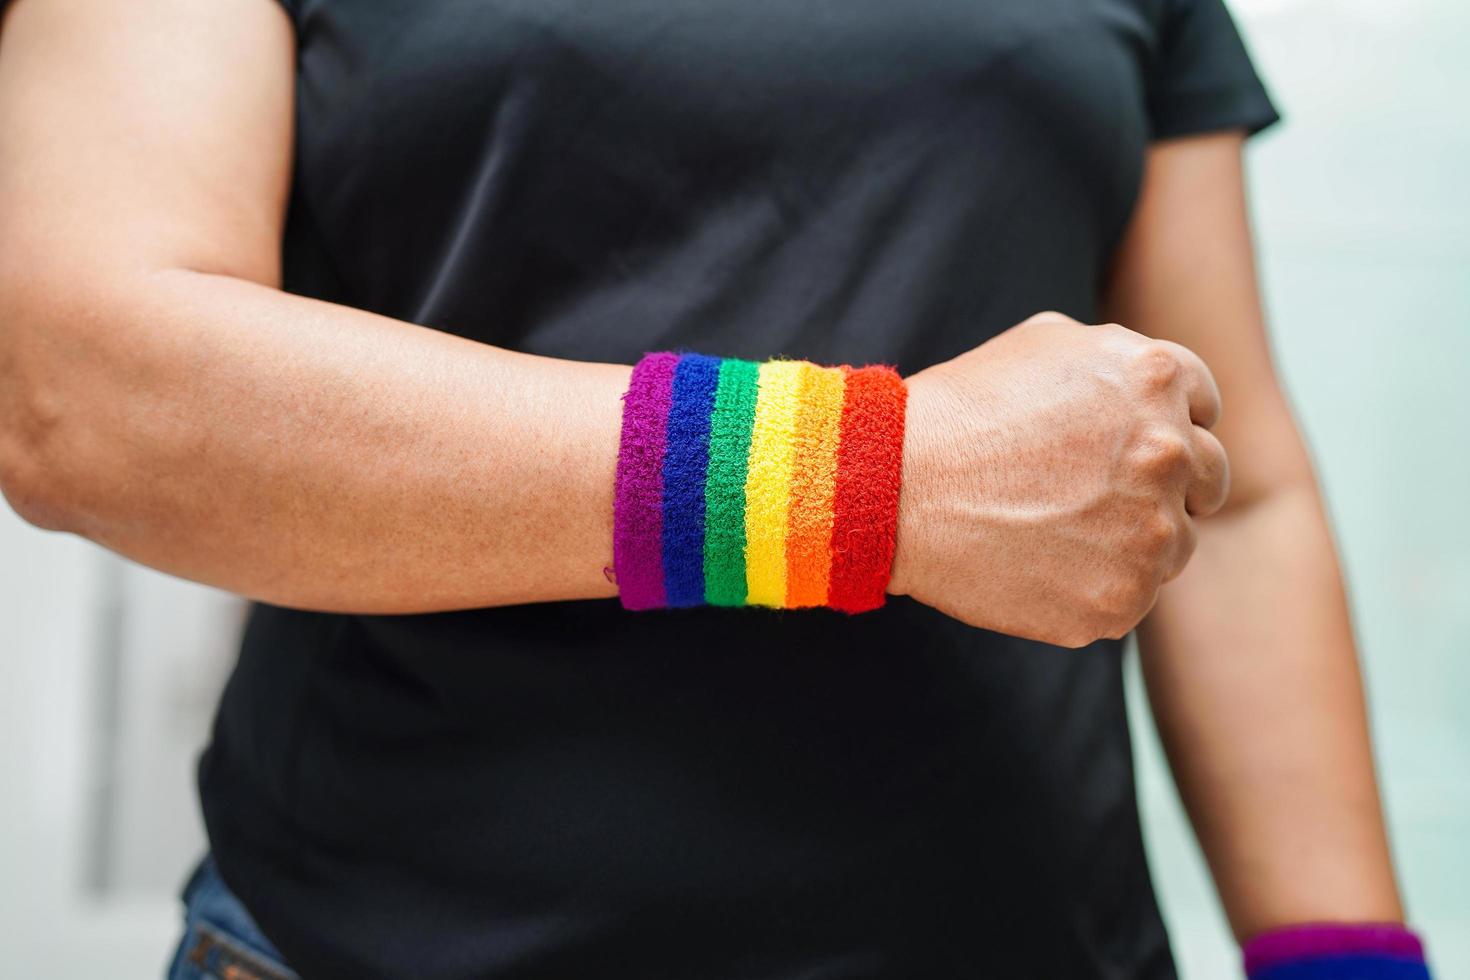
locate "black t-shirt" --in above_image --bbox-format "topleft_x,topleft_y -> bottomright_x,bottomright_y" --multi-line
199,1 -> 1278,977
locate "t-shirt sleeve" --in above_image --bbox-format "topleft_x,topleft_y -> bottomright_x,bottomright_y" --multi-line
1148,0 -> 1281,140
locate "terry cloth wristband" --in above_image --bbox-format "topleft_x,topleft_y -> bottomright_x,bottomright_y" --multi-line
613,352 -> 907,613
1244,923 -> 1432,980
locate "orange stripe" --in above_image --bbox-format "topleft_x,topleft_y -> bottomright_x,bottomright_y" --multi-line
784,364 -> 847,608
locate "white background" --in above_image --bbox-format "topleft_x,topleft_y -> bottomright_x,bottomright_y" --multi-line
2,0 -> 1466,975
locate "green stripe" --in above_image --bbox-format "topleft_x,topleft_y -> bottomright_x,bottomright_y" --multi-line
703,357 -> 760,605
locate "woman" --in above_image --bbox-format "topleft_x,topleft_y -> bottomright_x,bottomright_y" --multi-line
0,0 -> 1425,977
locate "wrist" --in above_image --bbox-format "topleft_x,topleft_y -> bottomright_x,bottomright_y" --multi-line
886,374 -> 925,599
886,367 -> 951,601
1243,922 -> 1431,979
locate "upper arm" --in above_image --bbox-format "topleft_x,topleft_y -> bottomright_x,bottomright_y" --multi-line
1101,132 -> 1313,509
0,0 -> 295,288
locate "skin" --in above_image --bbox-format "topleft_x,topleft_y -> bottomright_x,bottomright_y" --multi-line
1104,134 -> 1404,938
891,313 -> 1231,648
0,0 -> 1401,944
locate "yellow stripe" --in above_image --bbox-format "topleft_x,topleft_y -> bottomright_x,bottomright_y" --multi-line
784,365 -> 846,608
744,360 -> 807,607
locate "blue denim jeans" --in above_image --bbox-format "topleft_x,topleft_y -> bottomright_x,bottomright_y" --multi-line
166,854 -> 298,980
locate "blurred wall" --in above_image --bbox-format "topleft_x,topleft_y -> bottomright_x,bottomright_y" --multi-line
1,0 -> 1466,976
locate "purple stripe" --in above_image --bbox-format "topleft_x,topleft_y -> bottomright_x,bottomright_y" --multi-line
1245,924 -> 1426,976
613,352 -> 678,610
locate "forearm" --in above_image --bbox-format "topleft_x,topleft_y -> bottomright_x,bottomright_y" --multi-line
0,0 -> 632,613
1,268 -> 626,612
1138,478 -> 1402,939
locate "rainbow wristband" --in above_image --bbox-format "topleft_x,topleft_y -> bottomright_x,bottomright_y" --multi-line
1244,923 -> 1432,980
613,352 -> 907,613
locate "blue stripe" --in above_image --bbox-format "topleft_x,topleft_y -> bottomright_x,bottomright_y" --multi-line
1253,954 -> 1432,980
662,354 -> 722,607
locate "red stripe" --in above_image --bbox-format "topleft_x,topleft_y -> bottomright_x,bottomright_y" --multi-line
827,365 -> 907,613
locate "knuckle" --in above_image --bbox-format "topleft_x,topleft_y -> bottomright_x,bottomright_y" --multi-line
1173,520 -> 1199,565
1055,626 -> 1100,650
1130,426 -> 1190,477
1130,343 -> 1182,390
1109,608 -> 1148,639
1047,608 -> 1105,648
1098,588 -> 1152,639
1084,574 -> 1146,622
1127,586 -> 1159,626
1085,583 -> 1123,620
1024,310 -> 1076,328
1203,468 -> 1231,517
1143,512 -> 1178,552
1079,603 -> 1135,644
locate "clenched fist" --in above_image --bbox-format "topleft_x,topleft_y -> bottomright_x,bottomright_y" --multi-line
889,312 -> 1229,647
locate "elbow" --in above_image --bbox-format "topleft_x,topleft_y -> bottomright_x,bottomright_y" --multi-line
0,388 -> 76,533
0,359 -> 81,531
1,262 -> 196,538
0,281 -> 84,533
1,257 -> 221,539
0,440 -> 71,532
